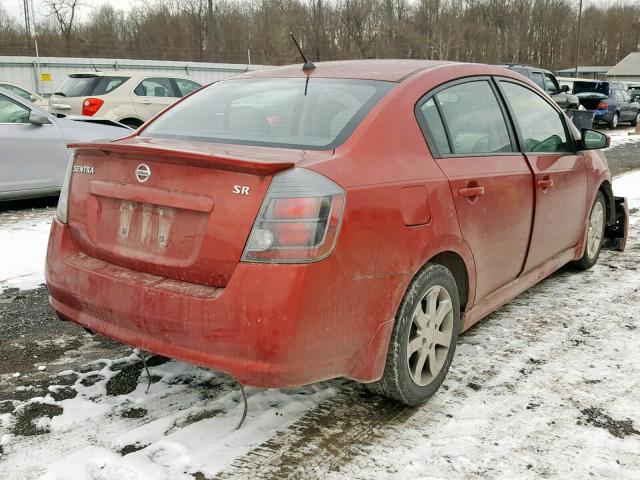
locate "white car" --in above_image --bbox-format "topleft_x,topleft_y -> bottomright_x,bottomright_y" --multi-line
48,72 -> 203,128
0,81 -> 49,110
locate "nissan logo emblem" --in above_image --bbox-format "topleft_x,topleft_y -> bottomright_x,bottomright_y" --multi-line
135,164 -> 151,183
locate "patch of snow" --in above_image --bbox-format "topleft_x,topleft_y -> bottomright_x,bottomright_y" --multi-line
0,209 -> 53,292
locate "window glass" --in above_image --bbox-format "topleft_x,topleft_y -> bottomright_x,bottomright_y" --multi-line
1,84 -> 31,100
501,82 -> 573,153
56,76 -> 99,97
530,72 -> 545,89
134,78 -> 176,97
418,98 -> 450,154
434,81 -> 512,155
175,79 -> 202,97
92,76 -> 129,95
143,78 -> 392,150
544,74 -> 560,95
0,94 -> 30,123
620,90 -> 631,102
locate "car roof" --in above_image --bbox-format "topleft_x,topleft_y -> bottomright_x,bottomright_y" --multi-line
238,59 -> 454,82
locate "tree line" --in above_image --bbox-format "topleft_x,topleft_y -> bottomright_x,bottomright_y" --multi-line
0,0 -> 639,71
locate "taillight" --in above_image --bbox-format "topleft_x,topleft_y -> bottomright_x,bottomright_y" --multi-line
242,168 -> 345,263
597,101 -> 609,110
82,97 -> 104,116
56,151 -> 75,223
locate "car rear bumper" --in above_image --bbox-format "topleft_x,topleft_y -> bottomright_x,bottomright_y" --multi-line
46,219 -> 395,387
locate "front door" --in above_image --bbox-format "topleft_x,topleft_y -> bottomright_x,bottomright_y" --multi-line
497,79 -> 588,273
416,79 -> 535,300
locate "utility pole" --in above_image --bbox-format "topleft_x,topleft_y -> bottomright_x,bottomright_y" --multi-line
574,0 -> 583,78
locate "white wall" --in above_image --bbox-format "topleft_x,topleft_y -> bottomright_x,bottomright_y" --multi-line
0,56 -> 271,95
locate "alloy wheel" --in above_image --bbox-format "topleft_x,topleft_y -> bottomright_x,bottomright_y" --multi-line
406,285 -> 454,386
587,200 -> 605,259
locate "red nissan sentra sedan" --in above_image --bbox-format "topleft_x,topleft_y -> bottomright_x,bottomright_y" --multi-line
46,60 -> 628,405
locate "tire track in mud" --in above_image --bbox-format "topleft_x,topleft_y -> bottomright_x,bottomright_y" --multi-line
215,219 -> 640,479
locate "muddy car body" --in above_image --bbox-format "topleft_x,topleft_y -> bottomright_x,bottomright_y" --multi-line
46,60 -> 628,405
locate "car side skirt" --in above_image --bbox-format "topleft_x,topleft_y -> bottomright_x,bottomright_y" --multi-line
461,246 -> 576,331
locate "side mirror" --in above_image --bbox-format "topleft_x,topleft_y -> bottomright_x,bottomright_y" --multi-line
560,85 -> 570,93
28,109 -> 51,125
581,128 -> 610,150
29,94 -> 39,102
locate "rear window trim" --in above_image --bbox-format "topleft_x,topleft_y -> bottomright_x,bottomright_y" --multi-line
142,78 -> 395,151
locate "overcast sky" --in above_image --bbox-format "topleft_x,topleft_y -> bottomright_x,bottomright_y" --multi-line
3,0 -> 135,23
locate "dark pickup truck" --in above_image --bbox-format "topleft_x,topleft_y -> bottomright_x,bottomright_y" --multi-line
499,64 -> 579,112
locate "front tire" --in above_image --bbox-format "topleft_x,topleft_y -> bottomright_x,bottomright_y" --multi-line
631,113 -> 640,127
609,112 -> 619,129
573,191 -> 606,270
367,264 -> 461,406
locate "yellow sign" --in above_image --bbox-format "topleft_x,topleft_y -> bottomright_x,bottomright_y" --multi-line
40,73 -> 52,82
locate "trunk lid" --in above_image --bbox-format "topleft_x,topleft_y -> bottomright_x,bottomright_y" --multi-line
576,92 -> 608,111
67,136 -> 332,287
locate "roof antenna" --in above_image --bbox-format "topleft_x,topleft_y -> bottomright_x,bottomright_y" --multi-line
289,32 -> 315,72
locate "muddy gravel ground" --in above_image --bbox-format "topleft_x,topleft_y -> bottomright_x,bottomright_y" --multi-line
0,143 -> 639,479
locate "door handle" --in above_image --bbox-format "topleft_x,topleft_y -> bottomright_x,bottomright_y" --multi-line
458,186 -> 485,198
537,179 -> 554,189
141,100 -> 152,105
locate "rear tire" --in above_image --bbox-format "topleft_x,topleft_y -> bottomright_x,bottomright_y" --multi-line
572,191 -> 606,270
609,112 -> 619,129
631,113 -> 640,127
367,264 -> 461,406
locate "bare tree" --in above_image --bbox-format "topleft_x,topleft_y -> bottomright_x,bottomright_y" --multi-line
42,0 -> 83,55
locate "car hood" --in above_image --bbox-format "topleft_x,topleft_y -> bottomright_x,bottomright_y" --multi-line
56,117 -> 131,145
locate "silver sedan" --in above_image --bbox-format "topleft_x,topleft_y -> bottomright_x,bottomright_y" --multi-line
0,88 -> 130,201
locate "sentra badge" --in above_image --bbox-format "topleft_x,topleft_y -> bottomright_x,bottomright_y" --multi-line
72,165 -> 95,174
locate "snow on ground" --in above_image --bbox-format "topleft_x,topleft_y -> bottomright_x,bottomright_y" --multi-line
0,208 -> 52,292
0,172 -> 638,480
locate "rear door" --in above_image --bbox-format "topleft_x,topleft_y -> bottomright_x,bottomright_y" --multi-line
0,93 -> 67,195
132,77 -> 178,121
497,78 -> 587,273
617,89 -> 633,121
416,78 -> 535,300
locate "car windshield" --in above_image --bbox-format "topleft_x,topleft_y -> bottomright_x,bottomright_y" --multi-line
142,78 -> 394,150
573,81 -> 609,96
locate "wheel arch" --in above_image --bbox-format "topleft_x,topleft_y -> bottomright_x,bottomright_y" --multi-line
427,251 -> 470,312
598,179 -> 616,226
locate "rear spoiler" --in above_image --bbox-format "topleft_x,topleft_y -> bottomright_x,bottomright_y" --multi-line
68,142 -> 295,176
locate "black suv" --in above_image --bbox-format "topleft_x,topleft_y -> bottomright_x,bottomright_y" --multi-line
499,64 -> 579,111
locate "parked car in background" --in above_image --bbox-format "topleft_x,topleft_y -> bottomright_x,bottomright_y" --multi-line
573,80 -> 640,128
500,65 -> 579,111
0,81 -> 49,110
627,83 -> 640,101
0,89 -> 130,201
48,72 -> 203,128
46,60 -> 628,407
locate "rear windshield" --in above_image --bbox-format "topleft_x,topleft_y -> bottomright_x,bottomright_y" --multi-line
56,75 -> 129,97
573,81 -> 609,96
142,78 -> 394,150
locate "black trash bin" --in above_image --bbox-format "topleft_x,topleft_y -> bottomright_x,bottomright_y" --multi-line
570,110 -> 595,130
